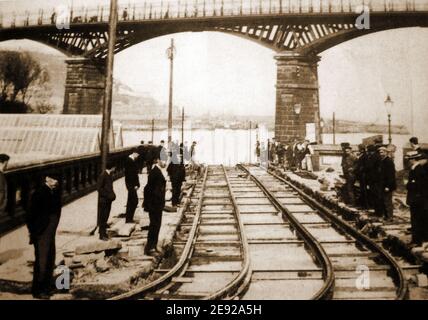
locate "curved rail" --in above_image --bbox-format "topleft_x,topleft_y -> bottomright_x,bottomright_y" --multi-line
247,164 -> 408,300
110,167 -> 209,300
237,164 -> 335,300
270,168 -> 407,300
112,165 -> 252,300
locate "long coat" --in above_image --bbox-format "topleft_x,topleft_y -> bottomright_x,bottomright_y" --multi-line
407,163 -> 428,206
97,171 -> 116,202
379,156 -> 397,192
26,184 -> 62,238
365,152 -> 381,187
124,157 -> 140,190
143,166 -> 166,213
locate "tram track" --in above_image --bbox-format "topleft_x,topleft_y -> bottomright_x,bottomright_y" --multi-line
112,165 -> 251,300
111,164 -> 406,300
238,164 -> 407,300
112,165 -> 334,300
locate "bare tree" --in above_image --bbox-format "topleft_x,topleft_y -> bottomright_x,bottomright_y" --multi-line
0,51 -> 48,113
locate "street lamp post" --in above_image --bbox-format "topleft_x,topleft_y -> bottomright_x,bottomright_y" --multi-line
166,38 -> 176,148
384,94 -> 393,145
181,107 -> 184,147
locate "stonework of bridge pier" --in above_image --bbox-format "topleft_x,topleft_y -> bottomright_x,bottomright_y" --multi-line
63,58 -> 106,115
274,52 -> 321,144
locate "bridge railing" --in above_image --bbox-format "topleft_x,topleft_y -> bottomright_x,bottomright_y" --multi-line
1,0 -> 428,29
0,147 -> 136,235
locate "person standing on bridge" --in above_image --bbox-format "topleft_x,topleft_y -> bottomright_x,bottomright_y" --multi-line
143,152 -> 167,256
97,162 -> 116,241
125,149 -> 140,223
0,154 -> 10,217
27,172 -> 62,299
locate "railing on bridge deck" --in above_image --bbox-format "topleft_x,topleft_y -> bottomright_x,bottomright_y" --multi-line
0,147 -> 136,235
1,0 -> 428,29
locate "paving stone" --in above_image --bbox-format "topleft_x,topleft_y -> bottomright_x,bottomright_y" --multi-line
95,259 -> 110,273
416,274 -> 428,287
70,252 -> 105,266
75,239 -> 121,255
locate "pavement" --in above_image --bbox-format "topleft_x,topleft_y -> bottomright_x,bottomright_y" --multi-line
0,171 -> 194,300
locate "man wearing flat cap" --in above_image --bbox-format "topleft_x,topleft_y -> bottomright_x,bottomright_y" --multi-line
406,151 -> 428,245
378,147 -> 396,221
26,171 -> 62,299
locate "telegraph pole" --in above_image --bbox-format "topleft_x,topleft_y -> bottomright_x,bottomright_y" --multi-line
181,108 -> 185,147
167,38 -> 176,147
151,119 -> 155,142
249,121 -> 252,164
100,0 -> 118,172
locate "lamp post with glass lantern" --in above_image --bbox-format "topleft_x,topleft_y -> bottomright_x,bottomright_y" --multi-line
384,94 -> 393,145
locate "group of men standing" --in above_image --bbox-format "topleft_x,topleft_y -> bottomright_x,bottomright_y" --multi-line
341,137 -> 428,245
341,142 -> 396,221
96,140 -> 191,256
256,138 -> 311,171
10,138 -> 192,299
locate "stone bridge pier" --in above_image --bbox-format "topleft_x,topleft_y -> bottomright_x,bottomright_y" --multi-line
275,52 -> 321,144
63,58 -> 106,114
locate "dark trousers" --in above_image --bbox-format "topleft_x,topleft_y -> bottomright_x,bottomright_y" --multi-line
145,209 -> 163,253
32,216 -> 58,296
358,178 -> 369,209
344,175 -> 356,206
377,191 -> 393,219
410,203 -> 428,244
171,181 -> 183,206
146,161 -> 153,175
98,198 -> 112,237
125,189 -> 138,223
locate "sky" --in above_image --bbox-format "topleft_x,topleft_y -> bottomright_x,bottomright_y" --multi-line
0,0 -> 428,140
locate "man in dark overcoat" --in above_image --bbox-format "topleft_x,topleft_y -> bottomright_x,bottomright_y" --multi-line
125,149 -> 140,223
26,172 -> 62,299
97,162 -> 116,240
143,152 -> 166,256
406,151 -> 428,245
378,147 -> 396,221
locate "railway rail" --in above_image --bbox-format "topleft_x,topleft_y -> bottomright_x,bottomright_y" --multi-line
112,165 -> 251,300
239,164 -> 407,300
112,165 -> 336,300
111,164 -> 407,300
